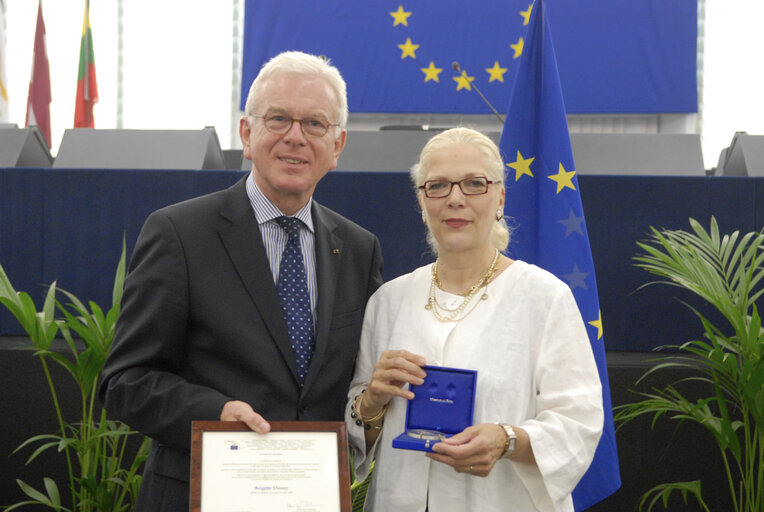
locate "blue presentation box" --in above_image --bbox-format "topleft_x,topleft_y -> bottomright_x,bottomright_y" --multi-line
392,365 -> 477,452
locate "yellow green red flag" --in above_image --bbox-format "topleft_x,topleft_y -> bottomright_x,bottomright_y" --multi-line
74,0 -> 97,127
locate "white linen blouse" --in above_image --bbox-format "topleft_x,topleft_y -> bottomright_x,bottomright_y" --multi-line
346,260 -> 603,512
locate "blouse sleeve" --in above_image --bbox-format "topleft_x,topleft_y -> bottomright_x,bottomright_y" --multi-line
514,283 -> 604,508
345,291 -> 384,480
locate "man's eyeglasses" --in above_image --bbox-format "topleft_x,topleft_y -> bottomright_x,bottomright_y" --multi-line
251,113 -> 339,138
418,177 -> 502,198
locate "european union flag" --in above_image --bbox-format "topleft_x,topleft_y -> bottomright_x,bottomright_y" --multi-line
499,0 -> 621,509
242,0 -> 696,115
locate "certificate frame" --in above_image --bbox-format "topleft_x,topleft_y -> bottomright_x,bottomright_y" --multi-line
190,421 -> 351,512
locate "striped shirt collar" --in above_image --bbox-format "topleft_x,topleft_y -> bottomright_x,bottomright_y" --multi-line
245,173 -> 314,232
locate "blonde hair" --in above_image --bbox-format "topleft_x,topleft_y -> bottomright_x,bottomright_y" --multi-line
410,127 -> 510,252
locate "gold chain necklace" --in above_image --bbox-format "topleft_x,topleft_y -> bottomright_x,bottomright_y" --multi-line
425,249 -> 500,322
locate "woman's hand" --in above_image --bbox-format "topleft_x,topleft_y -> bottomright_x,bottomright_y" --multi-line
361,350 -> 426,417
426,423 -> 509,477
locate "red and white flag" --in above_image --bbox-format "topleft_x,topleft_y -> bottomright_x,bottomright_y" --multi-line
25,0 -> 52,147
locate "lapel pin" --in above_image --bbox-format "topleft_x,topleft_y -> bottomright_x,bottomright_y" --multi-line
332,249 -> 340,254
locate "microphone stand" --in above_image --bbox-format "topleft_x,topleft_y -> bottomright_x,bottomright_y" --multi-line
452,62 -> 505,126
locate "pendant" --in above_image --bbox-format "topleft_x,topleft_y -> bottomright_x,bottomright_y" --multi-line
424,303 -> 432,310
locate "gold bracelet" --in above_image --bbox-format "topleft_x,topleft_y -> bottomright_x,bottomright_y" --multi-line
350,389 -> 389,431
360,394 -> 389,423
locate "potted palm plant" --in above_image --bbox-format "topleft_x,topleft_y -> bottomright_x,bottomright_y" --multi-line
616,217 -> 764,512
0,243 -> 150,512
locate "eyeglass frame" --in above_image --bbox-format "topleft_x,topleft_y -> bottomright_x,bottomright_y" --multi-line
249,112 -> 341,138
418,176 -> 503,198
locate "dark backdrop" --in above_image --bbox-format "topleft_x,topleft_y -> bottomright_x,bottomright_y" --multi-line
1,168 -> 761,510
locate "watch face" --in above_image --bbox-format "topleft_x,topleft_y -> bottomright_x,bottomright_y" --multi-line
502,424 -> 517,453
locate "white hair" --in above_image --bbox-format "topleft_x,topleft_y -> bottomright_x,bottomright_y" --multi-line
243,51 -> 348,134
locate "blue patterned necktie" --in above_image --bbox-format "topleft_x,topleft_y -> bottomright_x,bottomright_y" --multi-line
275,216 -> 314,385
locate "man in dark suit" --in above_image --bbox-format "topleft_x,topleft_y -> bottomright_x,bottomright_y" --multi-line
99,51 -> 383,511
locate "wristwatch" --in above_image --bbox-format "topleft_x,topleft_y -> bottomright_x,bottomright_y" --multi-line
498,424 -> 517,457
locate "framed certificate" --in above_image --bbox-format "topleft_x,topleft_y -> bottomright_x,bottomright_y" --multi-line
190,421 -> 351,512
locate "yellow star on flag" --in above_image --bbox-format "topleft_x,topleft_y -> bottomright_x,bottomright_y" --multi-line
506,151 -> 534,181
390,5 -> 412,27
421,61 -> 443,82
588,310 -> 603,340
398,37 -> 420,59
485,61 -> 508,83
520,4 -> 532,26
548,163 -> 577,193
511,37 -> 524,59
453,72 -> 475,91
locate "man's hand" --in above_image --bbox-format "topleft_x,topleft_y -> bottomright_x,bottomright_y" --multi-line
220,400 -> 271,434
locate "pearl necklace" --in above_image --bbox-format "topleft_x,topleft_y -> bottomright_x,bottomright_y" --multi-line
425,249 -> 500,322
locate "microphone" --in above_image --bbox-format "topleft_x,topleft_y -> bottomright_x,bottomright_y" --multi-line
452,61 -> 505,126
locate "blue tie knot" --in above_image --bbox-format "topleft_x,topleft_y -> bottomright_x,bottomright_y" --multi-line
275,216 -> 303,239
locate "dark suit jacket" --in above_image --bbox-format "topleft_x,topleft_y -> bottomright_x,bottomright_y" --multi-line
99,176 -> 383,510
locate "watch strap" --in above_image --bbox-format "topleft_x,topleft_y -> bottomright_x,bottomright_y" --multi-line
498,423 -> 517,458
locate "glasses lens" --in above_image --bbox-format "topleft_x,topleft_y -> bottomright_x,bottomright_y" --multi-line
263,115 -> 291,133
301,117 -> 329,137
460,177 -> 488,195
424,181 -> 451,198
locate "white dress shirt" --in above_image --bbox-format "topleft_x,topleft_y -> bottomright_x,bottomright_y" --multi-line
245,173 -> 317,322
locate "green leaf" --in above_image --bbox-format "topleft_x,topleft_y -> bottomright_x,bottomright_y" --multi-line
637,480 -> 709,512
16,479 -> 55,505
23,440 -> 65,465
43,477 -> 62,506
44,351 -> 78,381
12,433 -> 64,454
3,500 -> 50,512
41,282 -> 57,326
115,236 -> 127,302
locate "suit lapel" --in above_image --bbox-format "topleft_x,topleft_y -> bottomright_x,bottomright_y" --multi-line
303,202 -> 343,392
217,177 -> 299,381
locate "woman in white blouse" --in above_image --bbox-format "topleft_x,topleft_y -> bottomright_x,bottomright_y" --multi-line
345,127 -> 603,512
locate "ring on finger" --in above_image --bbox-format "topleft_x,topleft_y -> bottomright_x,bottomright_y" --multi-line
468,465 -> 473,474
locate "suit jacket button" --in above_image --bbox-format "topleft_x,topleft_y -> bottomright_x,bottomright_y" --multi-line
298,406 -> 307,416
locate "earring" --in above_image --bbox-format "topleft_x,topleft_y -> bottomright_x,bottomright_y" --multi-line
422,211 -> 427,225
496,208 -> 503,221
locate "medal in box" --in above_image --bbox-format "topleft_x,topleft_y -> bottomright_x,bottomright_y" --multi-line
392,365 -> 477,452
